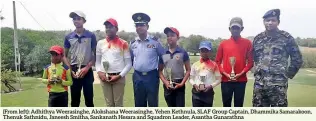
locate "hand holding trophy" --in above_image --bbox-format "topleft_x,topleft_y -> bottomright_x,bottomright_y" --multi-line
75,54 -> 84,78
229,56 -> 236,81
165,67 -> 175,89
51,68 -> 58,85
103,61 -> 110,81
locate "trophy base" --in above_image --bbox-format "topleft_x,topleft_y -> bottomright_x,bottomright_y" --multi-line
199,84 -> 205,90
169,82 -> 176,89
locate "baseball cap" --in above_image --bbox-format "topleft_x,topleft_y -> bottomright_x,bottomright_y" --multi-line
104,18 -> 118,27
229,17 -> 243,28
199,41 -> 212,51
164,27 -> 180,37
69,11 -> 86,20
49,45 -> 64,55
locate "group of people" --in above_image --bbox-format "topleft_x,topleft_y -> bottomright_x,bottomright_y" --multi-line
42,8 -> 303,107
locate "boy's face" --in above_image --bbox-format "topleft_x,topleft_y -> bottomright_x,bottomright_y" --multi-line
105,24 -> 117,37
167,31 -> 179,45
50,51 -> 62,63
200,48 -> 211,59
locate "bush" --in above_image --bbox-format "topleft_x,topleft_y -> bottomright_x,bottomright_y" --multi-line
1,69 -> 22,93
302,52 -> 316,68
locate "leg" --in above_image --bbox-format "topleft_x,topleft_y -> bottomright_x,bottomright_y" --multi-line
48,92 -> 57,107
62,92 -> 69,107
82,69 -> 94,107
268,85 -> 288,107
175,85 -> 185,107
70,77 -> 83,107
133,73 -> 147,107
221,82 -> 233,107
252,85 -> 270,107
146,71 -> 160,107
163,85 -> 175,107
112,77 -> 126,107
234,82 -> 247,107
101,81 -> 114,107
192,88 -> 203,107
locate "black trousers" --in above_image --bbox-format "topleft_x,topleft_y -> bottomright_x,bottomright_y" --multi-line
48,91 -> 68,107
192,88 -> 214,107
221,82 -> 246,107
70,65 -> 94,107
163,79 -> 185,107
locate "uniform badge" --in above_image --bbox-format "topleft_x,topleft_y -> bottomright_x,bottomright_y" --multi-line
137,16 -> 142,20
175,55 -> 180,60
147,44 -> 155,48
272,11 -> 276,16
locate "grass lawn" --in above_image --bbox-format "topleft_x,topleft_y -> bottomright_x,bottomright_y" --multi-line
1,56 -> 316,107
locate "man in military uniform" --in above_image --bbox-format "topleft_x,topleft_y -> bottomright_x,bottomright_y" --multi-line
252,9 -> 303,107
130,13 -> 165,107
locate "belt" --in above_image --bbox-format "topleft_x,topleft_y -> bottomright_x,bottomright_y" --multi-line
107,72 -> 120,76
134,69 -> 157,76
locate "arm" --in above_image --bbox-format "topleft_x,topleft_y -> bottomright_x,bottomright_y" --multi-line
215,43 -> 225,74
42,68 -> 49,84
95,41 -> 104,73
119,42 -> 132,77
181,51 -> 191,85
286,37 -> 303,79
241,42 -> 254,74
211,64 -> 222,88
129,42 -> 134,66
189,64 -> 196,86
63,36 -> 72,70
62,69 -> 73,86
86,34 -> 97,69
158,63 -> 169,86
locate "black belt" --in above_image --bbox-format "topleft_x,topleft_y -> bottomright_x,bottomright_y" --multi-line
107,72 -> 120,76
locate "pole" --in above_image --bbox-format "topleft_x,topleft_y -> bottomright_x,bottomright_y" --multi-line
13,1 -> 22,90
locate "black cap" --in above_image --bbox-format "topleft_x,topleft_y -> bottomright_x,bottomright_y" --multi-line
263,9 -> 280,19
132,13 -> 151,24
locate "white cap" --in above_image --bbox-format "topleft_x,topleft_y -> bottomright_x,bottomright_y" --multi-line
69,11 -> 86,20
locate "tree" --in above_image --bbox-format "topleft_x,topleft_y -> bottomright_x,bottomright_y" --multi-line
186,35 -> 206,56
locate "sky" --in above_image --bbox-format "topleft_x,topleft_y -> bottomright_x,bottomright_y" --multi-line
1,0 -> 316,39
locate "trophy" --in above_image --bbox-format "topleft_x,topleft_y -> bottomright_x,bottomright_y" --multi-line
75,54 -> 84,78
199,73 -> 206,91
229,56 -> 236,81
165,67 -> 175,89
102,61 -> 110,81
51,68 -> 58,85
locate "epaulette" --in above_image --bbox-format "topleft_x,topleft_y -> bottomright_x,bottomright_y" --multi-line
62,63 -> 69,70
279,30 -> 292,38
130,39 -> 136,45
253,32 -> 265,42
44,64 -> 51,69
151,36 -> 158,41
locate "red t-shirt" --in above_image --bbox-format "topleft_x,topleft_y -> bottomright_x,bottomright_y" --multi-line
215,37 -> 253,82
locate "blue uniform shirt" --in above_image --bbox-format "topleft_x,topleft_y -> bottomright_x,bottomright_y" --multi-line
130,35 -> 165,72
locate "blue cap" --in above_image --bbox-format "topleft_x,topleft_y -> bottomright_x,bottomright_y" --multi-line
263,9 -> 280,19
132,13 -> 151,24
199,41 -> 212,51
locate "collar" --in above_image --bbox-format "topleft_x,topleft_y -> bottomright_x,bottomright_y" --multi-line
264,29 -> 281,38
200,58 -> 211,63
167,45 -> 181,54
51,62 -> 63,66
106,35 -> 119,41
70,29 -> 90,38
135,34 -> 151,41
230,36 -> 242,41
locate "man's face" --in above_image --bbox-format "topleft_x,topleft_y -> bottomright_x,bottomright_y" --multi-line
263,16 -> 279,31
166,31 -> 178,45
200,48 -> 211,59
50,52 -> 62,63
135,23 -> 148,35
105,24 -> 117,37
72,16 -> 85,28
229,26 -> 243,37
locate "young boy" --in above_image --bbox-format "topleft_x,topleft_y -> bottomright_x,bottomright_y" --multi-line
42,45 -> 73,107
159,27 -> 190,107
189,41 -> 221,107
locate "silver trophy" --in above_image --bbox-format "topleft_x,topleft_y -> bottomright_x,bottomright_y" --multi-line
103,61 -> 110,81
199,75 -> 206,91
229,56 -> 236,81
165,67 -> 175,89
75,53 -> 85,78
51,68 -> 58,85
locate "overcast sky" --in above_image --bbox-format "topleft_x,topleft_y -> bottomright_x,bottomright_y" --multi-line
1,0 -> 316,39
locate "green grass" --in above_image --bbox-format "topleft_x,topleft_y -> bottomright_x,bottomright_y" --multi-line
2,61 -> 316,107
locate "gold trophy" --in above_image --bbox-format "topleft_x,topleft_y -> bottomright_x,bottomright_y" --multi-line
75,54 -> 84,78
199,74 -> 206,91
229,56 -> 236,81
51,68 -> 58,85
102,61 -> 110,81
165,67 -> 175,89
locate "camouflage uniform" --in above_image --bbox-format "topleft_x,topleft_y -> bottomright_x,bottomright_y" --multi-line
252,30 -> 303,107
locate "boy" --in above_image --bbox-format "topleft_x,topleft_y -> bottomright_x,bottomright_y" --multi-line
96,18 -> 132,107
190,41 -> 221,107
42,45 -> 73,107
159,27 -> 190,107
